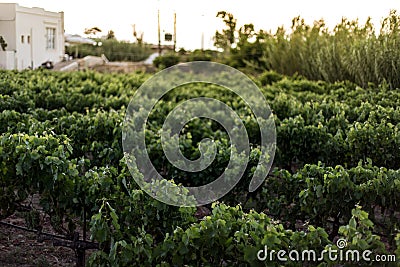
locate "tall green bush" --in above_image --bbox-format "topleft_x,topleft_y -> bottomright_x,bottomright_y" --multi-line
218,10 -> 400,89
66,39 -> 152,62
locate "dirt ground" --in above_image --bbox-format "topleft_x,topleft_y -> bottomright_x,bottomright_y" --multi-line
0,215 -> 76,266
0,205 -> 96,267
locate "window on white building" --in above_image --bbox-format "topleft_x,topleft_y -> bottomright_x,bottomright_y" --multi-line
27,35 -> 31,44
21,35 -> 24,43
46,27 -> 56,49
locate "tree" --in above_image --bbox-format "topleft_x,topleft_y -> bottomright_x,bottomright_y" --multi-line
84,27 -> 102,38
106,30 -> 116,40
0,36 -> 7,51
213,11 -> 237,51
238,24 -> 255,44
132,24 -> 144,45
213,11 -> 261,69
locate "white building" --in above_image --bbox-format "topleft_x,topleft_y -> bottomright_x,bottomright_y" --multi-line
0,3 -> 64,70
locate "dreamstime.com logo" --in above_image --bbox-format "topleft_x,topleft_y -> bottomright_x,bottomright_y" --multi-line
122,61 -> 276,206
257,238 -> 397,263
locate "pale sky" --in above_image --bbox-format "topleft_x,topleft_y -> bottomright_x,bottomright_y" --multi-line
3,0 -> 400,50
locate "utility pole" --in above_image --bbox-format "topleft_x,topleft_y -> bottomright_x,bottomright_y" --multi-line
201,32 -> 204,51
30,28 -> 33,68
158,9 -> 161,55
201,14 -> 204,51
173,12 -> 176,52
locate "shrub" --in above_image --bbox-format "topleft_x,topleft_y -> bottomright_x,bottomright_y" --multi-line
153,53 -> 180,69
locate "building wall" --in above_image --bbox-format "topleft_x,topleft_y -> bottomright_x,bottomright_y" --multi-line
0,3 -> 64,70
0,51 -> 15,69
0,4 -> 17,52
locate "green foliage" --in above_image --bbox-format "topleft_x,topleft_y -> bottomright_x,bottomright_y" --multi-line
395,233 -> 400,259
258,70 -> 284,86
153,53 -> 180,69
338,205 -> 386,252
254,161 -> 400,243
66,39 -> 152,62
0,70 -> 398,266
215,10 -> 400,89
0,131 -> 81,234
214,11 -> 237,51
184,49 -> 218,62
